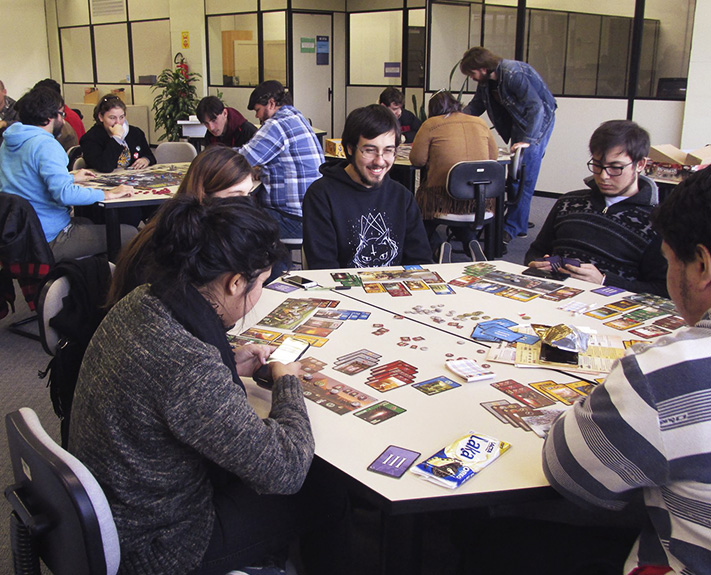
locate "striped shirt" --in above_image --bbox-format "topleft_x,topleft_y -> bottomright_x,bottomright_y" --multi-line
543,310 -> 711,575
239,105 -> 323,218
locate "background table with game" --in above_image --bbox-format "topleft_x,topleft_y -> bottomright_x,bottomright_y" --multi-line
80,162 -> 189,260
235,262 -> 680,523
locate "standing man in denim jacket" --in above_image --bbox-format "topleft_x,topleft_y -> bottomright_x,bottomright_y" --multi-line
460,47 -> 556,245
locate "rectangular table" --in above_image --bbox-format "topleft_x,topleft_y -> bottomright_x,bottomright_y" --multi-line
234,262 -> 678,570
83,163 -> 189,260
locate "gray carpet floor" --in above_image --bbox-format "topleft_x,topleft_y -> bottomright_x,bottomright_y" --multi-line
0,195 -> 557,574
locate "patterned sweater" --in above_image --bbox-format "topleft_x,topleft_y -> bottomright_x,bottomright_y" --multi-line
69,285 -> 314,575
525,175 -> 668,297
543,310 -> 711,575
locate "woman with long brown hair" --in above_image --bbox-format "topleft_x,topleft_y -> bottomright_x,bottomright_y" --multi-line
106,146 -> 256,306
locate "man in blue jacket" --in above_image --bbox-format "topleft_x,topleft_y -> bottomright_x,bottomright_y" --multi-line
460,47 -> 556,245
0,86 -> 136,260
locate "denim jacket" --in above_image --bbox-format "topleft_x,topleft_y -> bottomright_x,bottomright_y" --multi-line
464,59 -> 556,145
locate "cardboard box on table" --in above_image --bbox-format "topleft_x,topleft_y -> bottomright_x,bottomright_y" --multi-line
646,144 -> 711,182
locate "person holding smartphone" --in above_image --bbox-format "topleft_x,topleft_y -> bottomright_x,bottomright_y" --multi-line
69,196 -> 344,575
80,94 -> 156,173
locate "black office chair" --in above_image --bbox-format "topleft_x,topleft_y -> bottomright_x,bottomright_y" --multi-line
5,407 -> 121,575
66,145 -> 84,171
505,146 -> 526,209
431,160 -> 506,260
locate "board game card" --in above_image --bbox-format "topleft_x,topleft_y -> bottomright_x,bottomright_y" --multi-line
467,281 -> 507,294
566,380 -> 595,396
371,360 -> 417,375
499,403 -> 538,431
591,285 -> 626,296
624,307 -> 668,322
239,327 -> 282,342
403,264 -> 423,270
355,401 -> 406,424
366,377 -> 410,392
299,357 -> 327,373
301,376 -> 378,415
303,317 -> 344,330
607,299 -> 642,312
540,286 -> 584,301
412,376 -> 461,395
294,325 -> 334,337
334,359 -> 380,375
492,403 -> 523,427
382,282 -> 411,297
336,349 -> 381,363
499,288 -> 538,302
584,306 -> 620,320
529,381 -> 585,405
491,379 -> 555,408
480,400 -> 512,423
314,309 -> 353,320
368,445 -> 420,478
603,317 -> 643,330
404,280 -> 429,291
653,315 -> 685,330
265,281 -> 301,293
257,298 -> 318,330
363,283 -> 386,293
273,333 -> 329,348
628,325 -> 671,339
521,406 -> 569,438
430,283 -> 456,295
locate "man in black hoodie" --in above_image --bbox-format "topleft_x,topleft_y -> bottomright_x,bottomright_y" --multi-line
303,105 -> 432,270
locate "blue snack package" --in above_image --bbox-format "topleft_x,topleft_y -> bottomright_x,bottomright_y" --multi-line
411,432 -> 511,489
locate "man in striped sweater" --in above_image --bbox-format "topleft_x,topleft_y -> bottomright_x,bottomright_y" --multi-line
543,166 -> 711,575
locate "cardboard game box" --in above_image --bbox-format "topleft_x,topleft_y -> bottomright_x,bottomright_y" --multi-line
325,138 -> 345,158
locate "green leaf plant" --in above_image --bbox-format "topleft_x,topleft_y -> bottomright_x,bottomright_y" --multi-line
151,67 -> 202,142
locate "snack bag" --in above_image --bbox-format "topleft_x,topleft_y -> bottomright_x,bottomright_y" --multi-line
411,432 -> 510,489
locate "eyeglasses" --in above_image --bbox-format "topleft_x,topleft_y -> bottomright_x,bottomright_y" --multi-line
587,160 -> 634,177
56,110 -> 66,118
357,146 -> 397,161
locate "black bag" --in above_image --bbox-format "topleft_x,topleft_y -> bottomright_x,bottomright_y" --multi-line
37,256 -> 112,448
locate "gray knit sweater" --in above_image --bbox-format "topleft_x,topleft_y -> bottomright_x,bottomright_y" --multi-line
69,285 -> 314,575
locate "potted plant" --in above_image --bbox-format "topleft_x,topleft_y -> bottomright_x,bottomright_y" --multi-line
151,65 -> 201,142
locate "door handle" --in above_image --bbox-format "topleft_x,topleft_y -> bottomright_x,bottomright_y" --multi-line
328,87 -> 332,102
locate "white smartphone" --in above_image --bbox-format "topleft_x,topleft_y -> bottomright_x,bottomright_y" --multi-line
283,275 -> 318,289
267,336 -> 310,364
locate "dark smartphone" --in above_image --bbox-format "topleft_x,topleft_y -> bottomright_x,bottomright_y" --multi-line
539,343 -> 579,366
283,275 -> 318,289
253,337 -> 310,389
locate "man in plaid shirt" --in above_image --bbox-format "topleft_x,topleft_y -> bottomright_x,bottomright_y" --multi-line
239,81 -> 323,240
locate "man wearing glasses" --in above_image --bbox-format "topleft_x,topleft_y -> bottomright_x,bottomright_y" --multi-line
303,104 -> 432,269
526,119 -> 668,297
0,86 -> 135,260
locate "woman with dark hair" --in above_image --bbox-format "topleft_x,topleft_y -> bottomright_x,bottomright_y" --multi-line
80,94 -> 156,173
106,146 -> 256,306
69,196 -> 330,575
409,90 -> 498,251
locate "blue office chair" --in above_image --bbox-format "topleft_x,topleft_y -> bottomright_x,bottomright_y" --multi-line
4,407 -> 120,575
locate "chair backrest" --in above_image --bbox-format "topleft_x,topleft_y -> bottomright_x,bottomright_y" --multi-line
505,147 -> 526,206
73,156 -> 87,170
154,141 -> 198,164
67,145 -> 84,171
38,262 -> 115,356
5,407 -> 120,575
446,160 -> 506,202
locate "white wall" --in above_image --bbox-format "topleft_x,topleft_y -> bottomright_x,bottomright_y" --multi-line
681,0 -> 711,150
0,0 -> 50,98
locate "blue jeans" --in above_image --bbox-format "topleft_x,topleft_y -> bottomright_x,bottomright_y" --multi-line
505,118 -> 555,237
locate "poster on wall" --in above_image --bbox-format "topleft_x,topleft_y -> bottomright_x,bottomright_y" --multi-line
384,62 -> 401,78
301,38 -> 315,53
316,36 -> 330,66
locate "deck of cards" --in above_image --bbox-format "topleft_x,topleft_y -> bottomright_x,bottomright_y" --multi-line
445,359 -> 495,383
